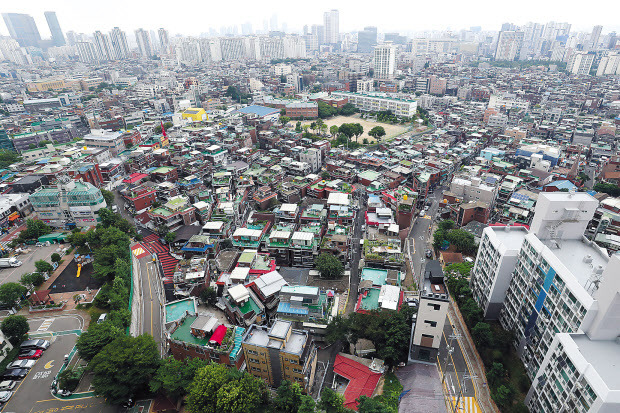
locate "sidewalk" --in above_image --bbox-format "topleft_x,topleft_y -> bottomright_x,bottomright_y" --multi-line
447,297 -> 499,413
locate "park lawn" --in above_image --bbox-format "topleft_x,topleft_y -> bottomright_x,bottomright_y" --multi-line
301,115 -> 407,143
374,371 -> 403,410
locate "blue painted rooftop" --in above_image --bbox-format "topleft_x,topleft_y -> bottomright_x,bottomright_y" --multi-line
235,105 -> 279,117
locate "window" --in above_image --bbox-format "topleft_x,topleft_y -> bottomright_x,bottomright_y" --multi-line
428,303 -> 441,311
425,320 -> 437,328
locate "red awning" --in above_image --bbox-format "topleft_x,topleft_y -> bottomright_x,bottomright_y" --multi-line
209,325 -> 227,345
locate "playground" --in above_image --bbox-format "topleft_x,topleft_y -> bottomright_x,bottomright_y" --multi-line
50,260 -> 103,294
301,115 -> 408,143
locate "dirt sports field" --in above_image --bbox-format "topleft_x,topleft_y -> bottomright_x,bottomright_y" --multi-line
302,115 -> 408,143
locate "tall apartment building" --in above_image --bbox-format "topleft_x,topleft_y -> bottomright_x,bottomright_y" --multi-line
135,28 -> 153,58
524,254 -> 620,412
596,53 -> 620,76
76,42 -> 99,63
2,13 -> 41,47
495,30 -> 524,61
242,320 -> 318,393
323,10 -> 339,45
567,51 -> 595,75
357,26 -> 377,53
373,42 -> 396,80
110,27 -> 130,59
94,31 -> 114,60
158,28 -> 169,51
589,25 -> 602,49
29,177 -> 107,228
470,192 -> 620,382
44,11 -> 65,47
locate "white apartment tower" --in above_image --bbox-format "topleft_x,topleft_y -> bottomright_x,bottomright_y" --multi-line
323,9 -> 339,44
589,25 -> 602,49
158,28 -> 169,51
470,192 -> 620,382
110,27 -> 129,59
495,30 -> 525,61
373,42 -> 396,80
135,28 -> 153,58
567,51 -> 595,75
93,31 -> 114,60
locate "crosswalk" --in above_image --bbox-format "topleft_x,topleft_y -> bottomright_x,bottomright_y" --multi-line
131,244 -> 149,259
37,318 -> 54,332
449,396 -> 482,413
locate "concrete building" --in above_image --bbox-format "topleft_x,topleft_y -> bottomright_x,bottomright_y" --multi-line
495,30 -> 524,61
29,177 -> 107,228
331,92 -> 417,117
83,129 -> 125,156
242,320 -> 318,393
110,27 -> 130,59
373,42 -> 396,80
135,28 -> 153,57
323,9 -> 339,45
44,11 -> 65,47
358,26 -> 377,53
567,52 -> 595,75
2,13 -> 41,48
449,176 -> 498,206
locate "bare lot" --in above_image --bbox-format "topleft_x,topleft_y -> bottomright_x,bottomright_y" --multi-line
302,115 -> 408,143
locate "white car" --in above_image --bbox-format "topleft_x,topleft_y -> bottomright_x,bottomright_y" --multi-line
0,381 -> 15,391
8,359 -> 35,370
0,391 -> 12,403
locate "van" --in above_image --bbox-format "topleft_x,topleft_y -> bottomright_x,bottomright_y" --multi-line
20,339 -> 50,351
97,314 -> 107,324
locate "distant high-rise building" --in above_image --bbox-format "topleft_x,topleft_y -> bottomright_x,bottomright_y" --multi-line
311,24 -> 325,46
270,14 -> 278,31
135,28 -> 153,57
357,26 -> 377,53
567,51 -> 595,75
110,27 -> 129,59
2,13 -> 42,47
44,12 -> 65,47
76,41 -> 99,63
323,9 -> 339,44
94,31 -> 114,60
590,25 -> 603,49
65,31 -> 77,46
158,28 -> 169,51
241,22 -> 253,36
495,30 -> 524,61
373,42 -> 396,80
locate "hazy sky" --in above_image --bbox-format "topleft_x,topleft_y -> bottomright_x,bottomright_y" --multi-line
1,0 -> 619,38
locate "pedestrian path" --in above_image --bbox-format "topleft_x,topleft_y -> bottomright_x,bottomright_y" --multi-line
37,318 -> 54,332
131,244 -> 149,259
450,396 -> 482,413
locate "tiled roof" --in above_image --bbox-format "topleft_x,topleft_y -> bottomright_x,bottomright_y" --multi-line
333,354 -> 382,411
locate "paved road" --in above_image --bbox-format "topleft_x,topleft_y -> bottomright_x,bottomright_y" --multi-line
0,244 -> 59,285
407,186 -> 443,288
135,253 -> 165,355
345,195 -> 367,314
0,314 -> 115,413
437,316 -> 476,401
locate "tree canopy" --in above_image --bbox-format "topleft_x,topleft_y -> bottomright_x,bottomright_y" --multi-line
76,321 -> 123,361
1,315 -> 29,344
150,356 -> 208,401
89,334 -> 161,404
0,282 -> 27,308
368,126 -> 386,142
0,150 -> 21,169
315,252 -> 344,279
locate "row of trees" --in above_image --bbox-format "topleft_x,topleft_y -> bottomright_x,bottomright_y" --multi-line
594,182 -> 620,197
445,264 -> 529,412
0,256 -> 61,309
317,101 -> 357,119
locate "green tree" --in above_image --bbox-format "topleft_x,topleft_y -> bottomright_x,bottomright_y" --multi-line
362,138 -> 369,144
164,232 -> 176,244
51,252 -> 61,263
101,189 -> 115,208
329,125 -> 339,138
338,123 -> 355,142
273,380 -> 303,413
460,298 -> 483,327
76,321 -> 123,361
20,272 -> 45,288
594,182 -> 620,197
220,238 -> 233,249
0,149 -> 22,169
18,219 -> 52,241
0,315 -> 29,344
150,356 -> 207,400
352,123 -> 364,142
493,384 -> 516,409
226,86 -> 241,102
446,229 -> 476,254
216,373 -> 267,413
298,395 -> 317,413
356,395 -> 395,413
34,260 -> 54,274
280,116 -> 291,126
0,282 -> 27,308
486,362 -> 506,388
58,367 -> 84,391
89,334 -> 161,404
325,315 -> 349,344
315,252 -> 344,279
295,121 -> 303,132
472,323 -> 493,348
187,363 -> 233,413
38,140 -> 52,147
200,287 -> 217,306
368,126 -> 386,142
318,388 -> 346,413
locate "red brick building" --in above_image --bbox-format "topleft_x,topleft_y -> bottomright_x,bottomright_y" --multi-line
285,102 -> 318,119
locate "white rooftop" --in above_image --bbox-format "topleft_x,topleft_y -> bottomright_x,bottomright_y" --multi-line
280,203 -> 298,212
230,267 -> 250,282
254,271 -> 287,297
233,228 -> 263,238
327,192 -> 350,206
203,221 -> 224,230
292,231 -> 315,241
228,284 -> 250,303
379,284 -> 401,311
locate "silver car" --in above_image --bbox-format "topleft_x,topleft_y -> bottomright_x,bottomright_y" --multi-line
8,359 -> 35,370
0,381 -> 15,391
0,391 -> 12,403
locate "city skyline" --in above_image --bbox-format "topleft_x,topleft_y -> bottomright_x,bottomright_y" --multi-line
1,0 -> 619,39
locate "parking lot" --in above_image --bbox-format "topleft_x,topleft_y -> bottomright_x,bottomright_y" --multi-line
0,314 -> 115,413
0,244 -> 62,285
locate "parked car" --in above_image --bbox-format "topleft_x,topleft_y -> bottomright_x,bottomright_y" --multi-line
8,360 -> 35,370
20,339 -> 50,351
425,249 -> 433,259
419,210 -> 425,217
18,349 -> 43,360
1,369 -> 27,380
0,381 -> 16,391
0,391 -> 12,403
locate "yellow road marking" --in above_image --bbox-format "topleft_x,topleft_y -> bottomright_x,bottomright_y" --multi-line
44,360 -> 54,369
146,262 -> 153,335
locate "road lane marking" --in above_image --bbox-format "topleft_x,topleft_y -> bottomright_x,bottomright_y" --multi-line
44,360 -> 54,369
146,262 -> 153,335
37,319 -> 55,332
